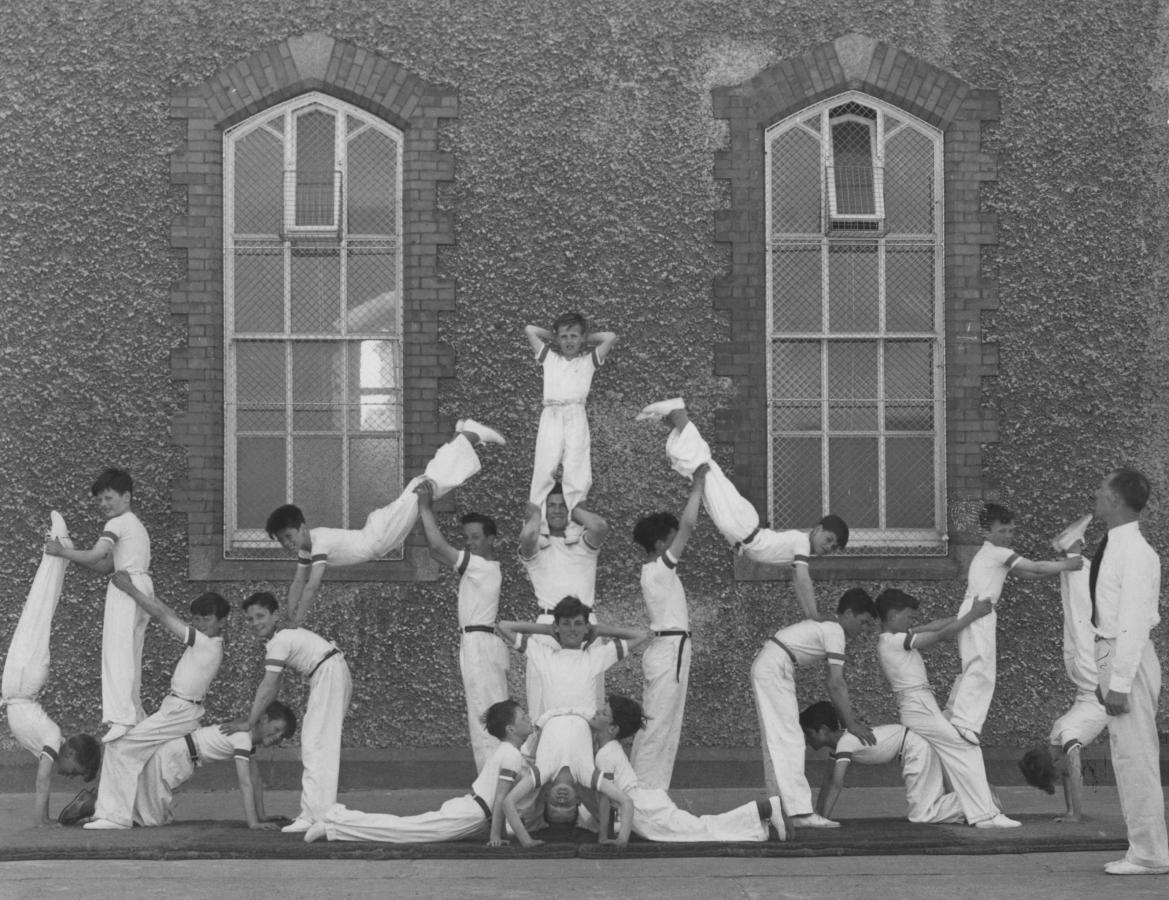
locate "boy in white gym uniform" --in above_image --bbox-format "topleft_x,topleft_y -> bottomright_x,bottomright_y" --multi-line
637,399 -> 847,618
944,503 -> 1083,746
4,511 -> 101,825
628,464 -> 707,790
45,467 -> 152,742
265,420 -> 505,625
752,587 -> 877,829
305,699 -> 537,845
875,588 -> 1018,829
225,591 -> 352,834
133,701 -> 295,829
524,312 -> 617,512
593,695 -> 784,842
800,700 -> 964,824
84,577 -> 230,830
415,484 -> 509,771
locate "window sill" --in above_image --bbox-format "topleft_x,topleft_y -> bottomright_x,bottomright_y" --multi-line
188,544 -> 441,582
733,539 -> 977,582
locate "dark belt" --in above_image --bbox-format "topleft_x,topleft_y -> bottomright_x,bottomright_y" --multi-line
654,630 -> 691,682
471,793 -> 491,818
169,691 -> 203,704
462,625 -> 495,635
896,726 -> 909,761
734,527 -> 761,552
184,733 -> 199,765
768,636 -> 799,666
307,647 -> 341,679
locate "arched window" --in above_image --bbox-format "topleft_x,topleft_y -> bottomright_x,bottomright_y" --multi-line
223,92 -> 403,555
766,92 -> 945,553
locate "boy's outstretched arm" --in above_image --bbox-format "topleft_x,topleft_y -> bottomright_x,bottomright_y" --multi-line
222,670 -> 283,734
589,330 -> 618,363
487,774 -> 527,846
110,571 -> 187,640
1058,746 -> 1086,823
234,756 -> 278,830
596,780 -> 634,846
44,536 -> 113,574
912,598 -> 992,651
1011,555 -> 1084,581
287,562 -> 327,627
501,773 -> 543,848
525,324 -> 552,356
667,464 -> 707,561
591,624 -> 654,653
571,503 -> 609,549
816,759 -> 850,819
33,755 -> 56,827
416,484 -> 459,567
790,566 -> 824,621
496,620 -> 555,646
825,666 -> 875,745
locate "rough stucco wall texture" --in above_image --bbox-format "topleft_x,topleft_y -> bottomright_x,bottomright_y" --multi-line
1,0 -> 1167,752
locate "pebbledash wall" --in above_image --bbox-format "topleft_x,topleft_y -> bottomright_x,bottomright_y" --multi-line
3,0 -> 1169,761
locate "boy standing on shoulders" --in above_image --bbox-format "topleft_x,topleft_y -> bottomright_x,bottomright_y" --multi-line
223,592 -> 351,834
45,468 -> 152,742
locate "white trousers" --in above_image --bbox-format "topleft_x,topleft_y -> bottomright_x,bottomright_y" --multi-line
530,403 -> 591,510
1097,639 -> 1169,867
95,695 -> 204,826
299,656 -> 353,822
627,788 -> 767,842
1048,689 -> 1108,748
630,635 -> 691,790
667,422 -> 758,546
750,643 -> 812,816
945,607 -> 997,734
460,632 -> 510,772
101,572 -> 152,727
322,796 -> 487,843
363,435 -> 482,559
133,738 -> 195,826
900,730 -> 965,824
3,517 -> 70,700
895,689 -> 998,825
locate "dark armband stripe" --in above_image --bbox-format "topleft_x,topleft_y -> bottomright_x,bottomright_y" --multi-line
615,640 -> 626,662
537,345 -> 550,363
1005,552 -> 1021,567
831,751 -> 853,762
456,550 -> 470,576
185,626 -> 196,648
662,551 -> 677,570
1062,739 -> 1082,754
233,748 -> 253,759
264,658 -> 287,670
793,556 -> 809,566
826,652 -> 846,663
903,632 -> 915,651
42,745 -> 59,761
499,767 -> 517,782
297,556 -> 312,567
310,553 -> 328,565
100,531 -> 119,544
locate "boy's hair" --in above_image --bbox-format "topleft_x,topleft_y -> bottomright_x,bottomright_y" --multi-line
546,483 -> 565,502
875,588 -> 919,622
190,591 -> 231,620
1109,467 -> 1151,512
799,700 -> 840,733
980,503 -> 1014,530
551,596 -> 589,622
632,512 -> 679,554
819,514 -> 849,549
64,734 -> 102,782
90,468 -> 133,497
1018,746 -> 1057,794
482,699 -> 523,740
265,700 -> 298,740
837,587 -> 876,618
552,311 -> 587,333
265,504 -> 306,539
608,694 -> 648,741
461,512 -> 498,537
242,591 -> 279,614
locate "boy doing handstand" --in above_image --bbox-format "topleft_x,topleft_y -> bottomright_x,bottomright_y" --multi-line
266,419 -> 504,625
636,399 -> 846,618
4,511 -> 101,825
525,312 -> 618,512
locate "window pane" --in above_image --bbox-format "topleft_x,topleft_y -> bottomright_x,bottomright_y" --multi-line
827,244 -> 879,332
346,247 -> 398,333
884,129 -> 935,233
826,341 -> 877,431
885,246 -> 935,332
291,342 -> 344,431
772,436 -> 822,524
350,341 -> 401,431
771,341 -> 821,433
292,436 -> 343,527
347,129 -> 397,235
886,436 -> 935,527
236,437 -> 286,530
772,247 -> 821,333
295,109 -> 337,226
770,128 -> 821,233
235,342 -> 286,431
233,129 -> 283,235
349,436 -> 401,529
830,119 -> 875,215
885,341 -> 934,431
291,247 -> 341,333
234,247 -> 284,333
829,436 -> 879,527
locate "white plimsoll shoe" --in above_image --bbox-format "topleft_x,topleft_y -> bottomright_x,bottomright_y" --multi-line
790,813 -> 840,828
458,417 -> 506,446
1051,513 -> 1092,553
281,818 -> 312,833
635,398 -> 685,421
83,818 -> 128,830
1104,858 -> 1169,875
304,821 -> 328,843
974,813 -> 1021,829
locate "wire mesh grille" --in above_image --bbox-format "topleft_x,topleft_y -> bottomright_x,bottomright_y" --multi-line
769,97 -> 944,553
226,98 -> 403,555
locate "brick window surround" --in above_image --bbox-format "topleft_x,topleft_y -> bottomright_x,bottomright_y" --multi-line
712,34 -> 1000,581
170,33 -> 457,581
